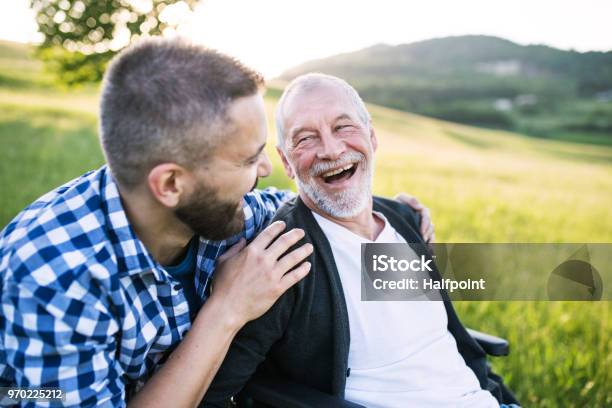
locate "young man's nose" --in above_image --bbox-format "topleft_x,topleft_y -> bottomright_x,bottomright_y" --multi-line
257,151 -> 273,178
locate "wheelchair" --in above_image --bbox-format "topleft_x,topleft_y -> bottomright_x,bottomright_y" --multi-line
235,329 -> 510,408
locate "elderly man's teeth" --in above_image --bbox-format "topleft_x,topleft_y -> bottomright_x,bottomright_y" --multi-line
321,164 -> 354,178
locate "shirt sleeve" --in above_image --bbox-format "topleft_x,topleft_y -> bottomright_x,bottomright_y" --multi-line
241,188 -> 295,242
1,272 -> 125,408
201,286 -> 296,406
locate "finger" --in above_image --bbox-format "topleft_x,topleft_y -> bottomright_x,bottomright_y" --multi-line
419,208 -> 431,237
218,238 -> 246,263
266,228 -> 306,260
422,219 -> 433,240
394,193 -> 416,204
423,223 -> 435,243
279,262 -> 311,293
395,193 -> 423,210
250,221 -> 287,251
276,243 -> 313,274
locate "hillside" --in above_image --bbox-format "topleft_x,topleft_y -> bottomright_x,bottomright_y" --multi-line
1,39 -> 612,407
280,35 -> 612,144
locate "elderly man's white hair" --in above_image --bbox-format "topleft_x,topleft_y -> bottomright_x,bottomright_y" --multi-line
275,73 -> 371,151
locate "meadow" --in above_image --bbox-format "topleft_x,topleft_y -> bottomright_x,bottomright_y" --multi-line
1,40 -> 611,406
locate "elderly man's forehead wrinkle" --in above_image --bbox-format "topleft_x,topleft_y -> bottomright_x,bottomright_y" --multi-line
334,113 -> 356,122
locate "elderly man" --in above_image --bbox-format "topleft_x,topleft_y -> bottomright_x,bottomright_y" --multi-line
202,74 -> 519,407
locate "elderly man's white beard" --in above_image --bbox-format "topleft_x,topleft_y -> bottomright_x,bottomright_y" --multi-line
295,151 -> 373,219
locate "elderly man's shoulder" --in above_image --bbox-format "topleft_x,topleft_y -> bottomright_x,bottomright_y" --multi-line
0,167 -> 119,289
269,195 -> 421,233
372,196 -> 421,230
270,196 -> 304,228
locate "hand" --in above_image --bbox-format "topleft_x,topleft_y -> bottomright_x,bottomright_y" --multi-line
210,221 -> 313,325
394,193 -> 435,243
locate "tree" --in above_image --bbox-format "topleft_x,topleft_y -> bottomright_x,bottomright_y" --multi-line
30,0 -> 198,85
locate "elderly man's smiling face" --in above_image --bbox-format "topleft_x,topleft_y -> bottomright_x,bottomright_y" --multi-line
277,81 -> 378,218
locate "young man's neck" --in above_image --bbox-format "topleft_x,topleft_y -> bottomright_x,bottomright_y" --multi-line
306,196 -> 384,241
119,186 -> 194,266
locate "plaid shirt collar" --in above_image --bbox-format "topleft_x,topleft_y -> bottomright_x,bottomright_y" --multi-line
98,167 -> 167,282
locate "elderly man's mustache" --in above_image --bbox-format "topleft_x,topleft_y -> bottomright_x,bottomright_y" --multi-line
309,151 -> 366,177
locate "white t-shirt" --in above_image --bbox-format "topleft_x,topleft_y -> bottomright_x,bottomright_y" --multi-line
312,211 -> 499,408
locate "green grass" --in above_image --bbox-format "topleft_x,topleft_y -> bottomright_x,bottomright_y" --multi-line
0,100 -> 104,224
1,40 -> 611,407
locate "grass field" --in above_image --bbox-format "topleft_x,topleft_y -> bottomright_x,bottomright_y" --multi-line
1,40 -> 611,406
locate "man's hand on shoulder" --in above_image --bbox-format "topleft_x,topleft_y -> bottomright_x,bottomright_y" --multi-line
130,221 -> 312,408
394,193 -> 435,243
211,220 -> 313,325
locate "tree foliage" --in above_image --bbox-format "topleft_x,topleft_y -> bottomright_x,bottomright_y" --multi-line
30,0 -> 198,85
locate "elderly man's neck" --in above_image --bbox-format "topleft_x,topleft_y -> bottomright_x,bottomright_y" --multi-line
305,197 -> 385,241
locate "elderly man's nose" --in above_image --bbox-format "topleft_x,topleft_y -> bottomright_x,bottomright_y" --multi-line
317,133 -> 344,160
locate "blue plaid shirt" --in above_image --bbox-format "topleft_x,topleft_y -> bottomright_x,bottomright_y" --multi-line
0,165 -> 293,407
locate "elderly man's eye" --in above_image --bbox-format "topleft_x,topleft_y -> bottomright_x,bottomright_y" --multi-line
335,125 -> 352,131
297,136 -> 312,144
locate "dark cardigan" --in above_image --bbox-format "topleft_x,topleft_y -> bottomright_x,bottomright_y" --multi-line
202,196 -> 518,406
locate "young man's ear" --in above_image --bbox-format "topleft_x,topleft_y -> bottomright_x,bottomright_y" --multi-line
147,163 -> 188,208
276,146 -> 295,179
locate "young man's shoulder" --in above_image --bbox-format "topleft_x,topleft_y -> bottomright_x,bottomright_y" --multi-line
1,167 -> 116,286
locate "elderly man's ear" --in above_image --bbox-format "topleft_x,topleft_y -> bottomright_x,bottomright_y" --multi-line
276,146 -> 295,179
370,127 -> 378,152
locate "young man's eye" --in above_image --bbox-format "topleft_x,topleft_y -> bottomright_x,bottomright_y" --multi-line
246,152 -> 261,165
249,154 -> 262,165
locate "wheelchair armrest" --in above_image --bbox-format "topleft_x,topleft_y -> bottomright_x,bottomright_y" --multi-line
237,374 -> 366,408
467,328 -> 509,356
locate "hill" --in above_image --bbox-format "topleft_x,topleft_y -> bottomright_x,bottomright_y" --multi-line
280,35 -> 612,144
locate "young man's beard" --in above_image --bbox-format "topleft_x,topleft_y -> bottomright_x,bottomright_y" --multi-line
174,180 -> 244,241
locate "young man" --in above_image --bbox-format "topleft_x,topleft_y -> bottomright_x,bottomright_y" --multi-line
0,40 -> 433,407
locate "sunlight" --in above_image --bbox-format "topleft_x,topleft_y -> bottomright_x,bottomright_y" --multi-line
2,0 -> 611,78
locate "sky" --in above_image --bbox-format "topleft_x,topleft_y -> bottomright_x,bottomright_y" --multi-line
1,0 -> 611,78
